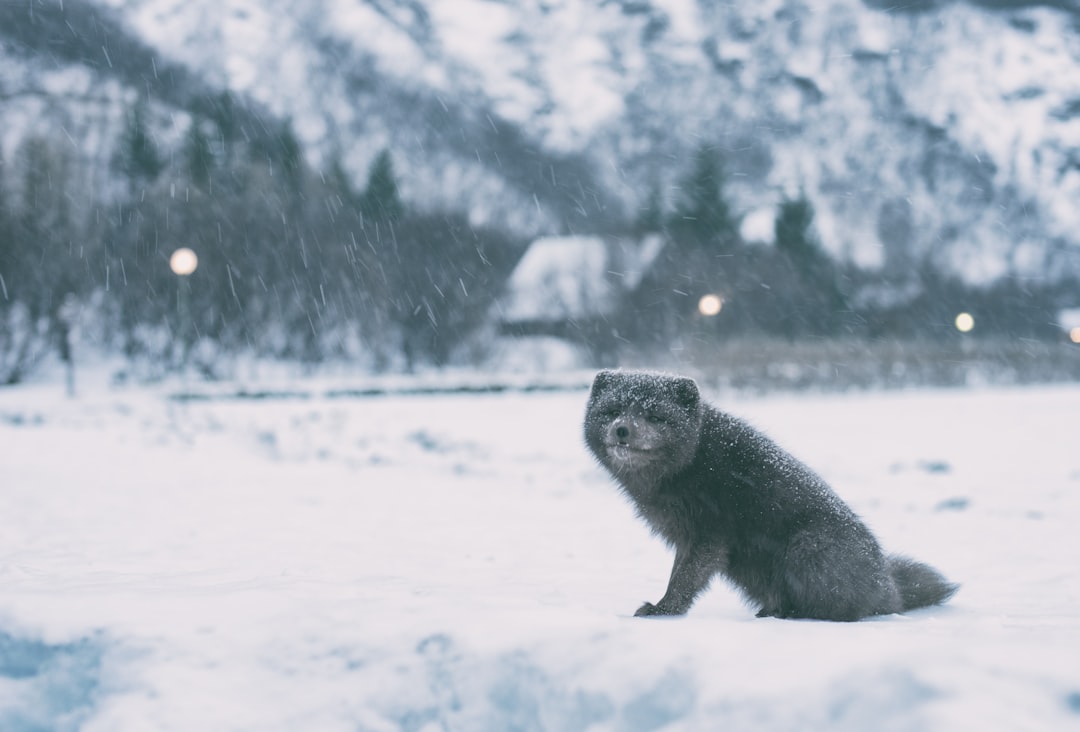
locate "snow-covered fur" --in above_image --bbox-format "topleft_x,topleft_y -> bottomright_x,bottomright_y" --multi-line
584,369 -> 958,621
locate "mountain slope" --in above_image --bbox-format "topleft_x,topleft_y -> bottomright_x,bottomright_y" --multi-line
3,0 -> 1078,278
91,0 -> 1080,280
0,0 -> 622,235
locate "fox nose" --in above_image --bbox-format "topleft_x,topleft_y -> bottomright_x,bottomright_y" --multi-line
614,424 -> 631,442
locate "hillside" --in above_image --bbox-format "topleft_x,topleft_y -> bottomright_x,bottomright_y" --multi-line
89,0 -> 1080,277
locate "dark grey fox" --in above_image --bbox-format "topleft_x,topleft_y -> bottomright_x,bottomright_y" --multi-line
584,369 -> 958,621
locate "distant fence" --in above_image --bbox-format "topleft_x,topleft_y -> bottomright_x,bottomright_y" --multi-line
629,337 -> 1080,393
167,338 -> 1080,402
169,371 -> 596,402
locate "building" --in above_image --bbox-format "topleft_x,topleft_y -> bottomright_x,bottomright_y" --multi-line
496,234 -> 665,365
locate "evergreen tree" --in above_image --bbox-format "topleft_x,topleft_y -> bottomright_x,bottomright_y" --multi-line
635,182 -> 665,234
7,138 -> 81,382
384,212 -> 520,369
275,120 -> 304,193
772,193 -> 847,335
0,163 -> 11,304
359,149 -> 403,222
184,120 -> 215,189
204,91 -> 241,166
208,92 -> 240,143
669,144 -> 740,252
115,100 -> 164,185
250,119 -> 304,193
636,144 -> 743,341
774,194 -> 820,264
323,155 -> 361,219
0,162 -> 20,379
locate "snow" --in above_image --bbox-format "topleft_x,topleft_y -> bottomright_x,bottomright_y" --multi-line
502,235 -> 666,323
426,0 -> 532,123
740,207 -> 777,245
428,0 -> 627,149
899,5 -> 1080,243
1058,309 -> 1080,332
2,375 -> 1080,730
502,236 -> 611,321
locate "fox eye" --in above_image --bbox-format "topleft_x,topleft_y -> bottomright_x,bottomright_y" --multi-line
645,414 -> 665,424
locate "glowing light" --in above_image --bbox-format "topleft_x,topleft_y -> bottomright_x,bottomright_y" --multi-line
169,248 -> 198,276
1071,327 -> 1080,345
698,294 -> 724,317
954,312 -> 974,333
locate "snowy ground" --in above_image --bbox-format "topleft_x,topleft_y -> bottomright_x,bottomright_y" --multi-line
1,374 -> 1079,731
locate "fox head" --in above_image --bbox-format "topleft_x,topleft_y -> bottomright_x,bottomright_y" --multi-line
584,370 -> 703,489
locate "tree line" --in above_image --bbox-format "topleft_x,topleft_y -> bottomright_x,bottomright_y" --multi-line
612,145 -> 1070,355
0,97 -> 523,384
0,114 -> 1073,386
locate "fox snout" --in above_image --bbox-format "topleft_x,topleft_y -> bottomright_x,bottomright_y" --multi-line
608,417 -> 657,450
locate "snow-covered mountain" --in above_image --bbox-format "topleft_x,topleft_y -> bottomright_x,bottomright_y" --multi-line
4,0 -> 1080,282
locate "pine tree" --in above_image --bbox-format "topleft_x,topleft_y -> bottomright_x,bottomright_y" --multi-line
115,100 -> 164,185
669,144 -> 740,252
206,91 -> 241,165
0,163 -> 13,307
635,182 -> 665,234
324,156 -> 360,214
184,120 -> 215,189
774,194 -> 820,264
646,144 -> 743,338
275,120 -> 303,193
359,149 -> 403,222
773,193 -> 846,335
10,138 -> 80,383
250,119 -> 304,193
209,92 -> 238,136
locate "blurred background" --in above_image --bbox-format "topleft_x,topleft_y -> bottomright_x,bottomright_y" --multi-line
1,0 -> 1078,390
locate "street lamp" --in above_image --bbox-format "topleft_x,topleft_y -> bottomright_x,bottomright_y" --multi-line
698,293 -> 724,317
170,248 -> 198,368
954,312 -> 974,333
170,247 -> 198,276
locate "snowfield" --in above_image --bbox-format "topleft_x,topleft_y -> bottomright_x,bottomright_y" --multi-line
1,375 -> 1079,731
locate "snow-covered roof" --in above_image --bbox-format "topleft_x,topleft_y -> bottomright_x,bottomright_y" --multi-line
1058,308 -> 1080,330
501,234 -> 664,322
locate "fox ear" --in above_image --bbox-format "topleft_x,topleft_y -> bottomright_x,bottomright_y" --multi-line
671,376 -> 700,409
590,369 -> 617,397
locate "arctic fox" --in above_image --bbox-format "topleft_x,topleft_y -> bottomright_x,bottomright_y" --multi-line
584,369 -> 958,621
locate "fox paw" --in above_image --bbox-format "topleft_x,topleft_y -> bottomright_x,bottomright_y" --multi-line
634,600 -> 689,617
634,602 -> 660,617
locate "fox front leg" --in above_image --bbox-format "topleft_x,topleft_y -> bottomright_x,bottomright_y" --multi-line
634,545 -> 722,617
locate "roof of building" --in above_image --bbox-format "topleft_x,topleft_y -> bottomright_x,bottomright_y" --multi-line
500,234 -> 664,323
